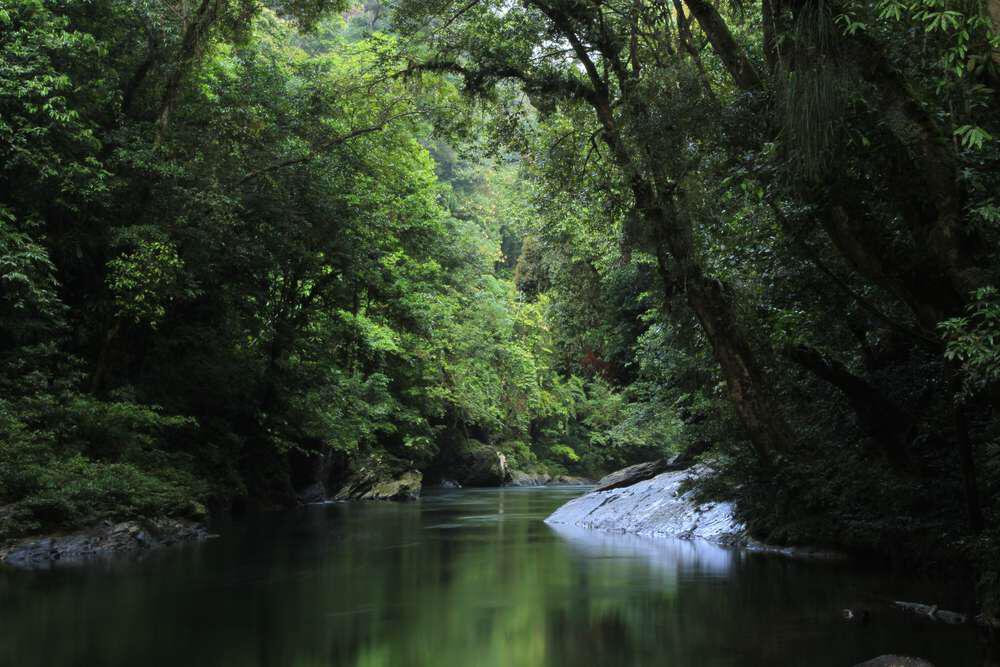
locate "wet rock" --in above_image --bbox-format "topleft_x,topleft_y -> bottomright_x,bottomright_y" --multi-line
854,657 -> 934,667
546,464 -> 747,545
438,479 -> 462,489
0,518 -> 211,570
290,444 -> 344,504
458,446 -> 511,487
298,482 -> 327,504
335,469 -> 422,501
508,471 -> 552,487
548,475 -> 593,485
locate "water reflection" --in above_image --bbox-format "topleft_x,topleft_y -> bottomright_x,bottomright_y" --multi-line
548,523 -> 735,577
0,487 -> 986,667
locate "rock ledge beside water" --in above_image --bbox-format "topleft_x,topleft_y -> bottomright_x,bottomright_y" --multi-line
0,518 -> 210,570
546,462 -> 846,560
545,464 -> 747,545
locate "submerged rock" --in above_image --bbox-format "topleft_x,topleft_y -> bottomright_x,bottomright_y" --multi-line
0,518 -> 211,570
438,479 -> 462,489
545,464 -> 747,545
335,469 -> 422,501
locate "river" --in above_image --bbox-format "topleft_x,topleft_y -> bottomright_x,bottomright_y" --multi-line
0,486 -> 984,666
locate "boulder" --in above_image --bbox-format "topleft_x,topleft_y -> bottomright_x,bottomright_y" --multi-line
459,446 -> 511,487
595,442 -> 711,492
508,471 -> 552,487
595,459 -> 671,492
0,518 -> 211,570
549,475 -> 593,485
854,657 -> 934,667
297,482 -> 327,504
438,479 -> 462,489
334,469 -> 422,501
546,464 -> 746,545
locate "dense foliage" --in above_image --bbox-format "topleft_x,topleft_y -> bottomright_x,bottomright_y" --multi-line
3,0 -> 1000,623
0,0 -> 656,541
389,0 -> 1000,619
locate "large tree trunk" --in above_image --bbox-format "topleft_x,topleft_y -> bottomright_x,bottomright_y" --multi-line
533,0 -> 791,463
682,0 -> 762,90
989,0 -> 1000,66
652,199 -> 793,462
821,204 -> 953,333
837,35 -> 982,301
155,0 -> 223,141
785,344 -> 909,462
671,0 -> 718,101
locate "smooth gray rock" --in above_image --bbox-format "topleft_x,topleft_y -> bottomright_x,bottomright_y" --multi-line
0,518 -> 210,569
545,464 -> 746,545
438,479 -> 462,489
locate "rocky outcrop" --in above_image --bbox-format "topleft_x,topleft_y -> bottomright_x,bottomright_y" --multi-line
508,471 -> 551,487
0,518 -> 211,570
334,469 -> 422,501
457,446 -> 511,487
546,464 -> 747,545
297,482 -> 327,504
507,472 -> 593,487
548,475 -> 593,485
547,463 -> 845,559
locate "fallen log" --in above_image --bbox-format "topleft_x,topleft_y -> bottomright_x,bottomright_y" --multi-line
595,441 -> 712,492
893,601 -> 967,625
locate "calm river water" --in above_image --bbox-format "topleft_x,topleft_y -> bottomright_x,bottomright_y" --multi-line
0,487 -> 987,666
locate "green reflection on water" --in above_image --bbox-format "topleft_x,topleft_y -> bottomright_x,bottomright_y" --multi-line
0,488 -> 983,666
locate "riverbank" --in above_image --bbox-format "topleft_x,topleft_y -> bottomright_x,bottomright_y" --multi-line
0,518 -> 210,569
545,462 -> 845,559
0,485 -> 984,666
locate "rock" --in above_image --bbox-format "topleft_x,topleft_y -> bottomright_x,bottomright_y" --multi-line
546,464 -> 747,545
335,469 -> 422,501
459,446 -> 511,487
438,479 -> 462,489
547,466 -> 845,558
548,475 -> 593,485
595,459 -> 672,492
0,518 -> 211,570
854,657 -> 934,667
298,481 -> 327,504
508,471 -> 552,487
